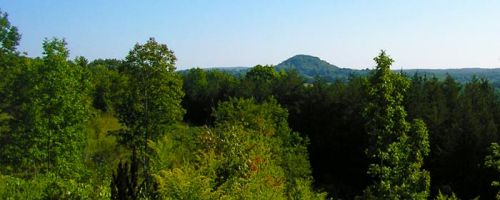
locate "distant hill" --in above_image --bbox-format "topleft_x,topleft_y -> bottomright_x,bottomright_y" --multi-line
179,55 -> 500,87
275,55 -> 368,81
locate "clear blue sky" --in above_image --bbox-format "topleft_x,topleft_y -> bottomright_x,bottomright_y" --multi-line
1,0 -> 500,69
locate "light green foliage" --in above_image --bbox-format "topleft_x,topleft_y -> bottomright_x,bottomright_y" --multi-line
154,166 -> 220,200
363,51 -> 430,199
3,38 -> 91,177
84,112 -> 127,186
485,142 -> 500,199
115,37 -> 185,149
148,124 -> 201,172
152,98 -> 325,199
435,190 -> 459,200
0,172 -> 110,199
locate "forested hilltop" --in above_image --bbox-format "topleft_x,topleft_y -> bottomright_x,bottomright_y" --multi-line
2,10 -> 500,200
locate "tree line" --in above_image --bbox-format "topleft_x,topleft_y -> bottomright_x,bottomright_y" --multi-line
1,10 -> 500,199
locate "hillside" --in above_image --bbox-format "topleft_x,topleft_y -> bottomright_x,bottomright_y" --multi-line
275,55 -> 368,81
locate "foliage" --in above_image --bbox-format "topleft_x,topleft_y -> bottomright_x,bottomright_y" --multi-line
0,173 -> 109,200
435,190 -> 459,200
83,111 -> 127,186
152,98 -> 325,199
363,51 -> 430,199
182,68 -> 238,125
87,59 -> 126,112
154,166 -> 219,200
0,10 -> 20,54
486,143 -> 500,199
240,65 -> 280,102
3,7 -> 500,199
1,38 -> 91,177
114,37 -> 185,149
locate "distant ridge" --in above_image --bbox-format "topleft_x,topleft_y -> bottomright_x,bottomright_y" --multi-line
179,54 -> 500,87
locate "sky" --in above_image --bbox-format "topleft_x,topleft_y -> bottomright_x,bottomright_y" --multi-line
1,0 -> 500,69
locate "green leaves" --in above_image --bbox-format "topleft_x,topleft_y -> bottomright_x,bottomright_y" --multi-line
115,37 -> 185,149
0,10 -> 20,54
485,143 -> 500,199
364,51 -> 430,199
0,38 -> 91,177
151,98 -> 324,199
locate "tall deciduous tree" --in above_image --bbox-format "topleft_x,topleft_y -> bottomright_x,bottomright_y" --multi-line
113,38 -> 185,196
3,38 -> 91,176
115,37 -> 185,149
363,51 -> 430,199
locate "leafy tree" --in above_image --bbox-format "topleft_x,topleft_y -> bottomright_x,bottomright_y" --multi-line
0,10 -> 20,54
0,10 -> 22,112
363,51 -> 430,199
113,38 -> 185,198
115,37 -> 185,149
1,38 -> 92,177
0,11 -> 21,157
240,65 -> 279,102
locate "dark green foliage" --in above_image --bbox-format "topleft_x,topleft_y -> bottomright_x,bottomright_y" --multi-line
406,74 -> 500,199
287,77 -> 370,199
87,59 -> 126,112
111,151 -> 140,200
182,68 -> 238,125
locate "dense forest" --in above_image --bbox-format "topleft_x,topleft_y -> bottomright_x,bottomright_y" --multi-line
2,10 -> 500,199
